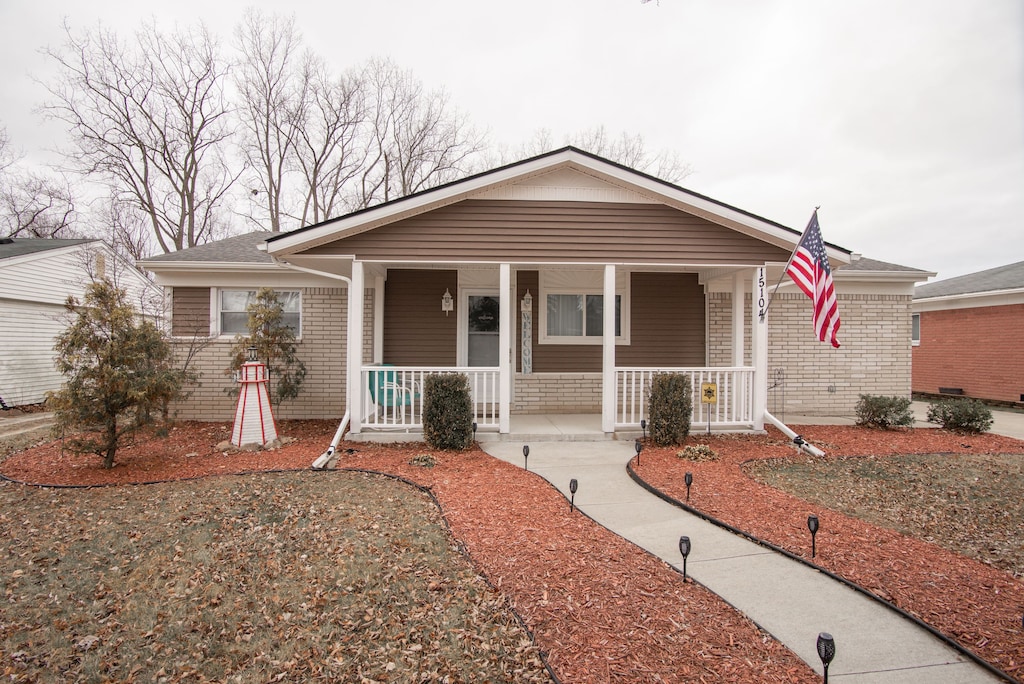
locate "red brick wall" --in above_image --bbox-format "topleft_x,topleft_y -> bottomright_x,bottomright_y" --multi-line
912,304 -> 1024,403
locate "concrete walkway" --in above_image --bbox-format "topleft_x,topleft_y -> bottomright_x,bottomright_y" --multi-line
480,437 -> 1009,683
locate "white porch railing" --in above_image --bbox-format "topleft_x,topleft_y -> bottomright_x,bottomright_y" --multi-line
616,367 -> 755,429
361,366 -> 500,430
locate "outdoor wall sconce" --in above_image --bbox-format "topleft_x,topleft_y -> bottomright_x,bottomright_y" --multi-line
808,514 -> 820,558
569,478 -> 578,512
523,444 -> 529,470
521,289 -> 532,313
635,439 -> 643,466
816,632 -> 835,683
678,535 -> 691,581
441,288 -> 454,315
684,472 -> 693,502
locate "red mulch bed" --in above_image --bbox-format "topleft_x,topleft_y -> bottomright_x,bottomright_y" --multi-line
0,420 -> 819,683
632,426 -> 1024,681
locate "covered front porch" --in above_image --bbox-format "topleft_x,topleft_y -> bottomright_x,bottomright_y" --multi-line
344,261 -> 771,439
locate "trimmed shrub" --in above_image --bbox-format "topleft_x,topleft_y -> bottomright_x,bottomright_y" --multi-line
648,373 -> 693,446
854,394 -> 914,429
423,373 -> 474,450
926,398 -> 993,434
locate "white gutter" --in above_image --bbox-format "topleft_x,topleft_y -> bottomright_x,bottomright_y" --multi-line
269,255 -> 353,468
763,410 -> 826,457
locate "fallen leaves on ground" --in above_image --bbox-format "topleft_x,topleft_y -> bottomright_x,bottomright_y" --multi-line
632,425 -> 1024,680
0,422 -> 818,683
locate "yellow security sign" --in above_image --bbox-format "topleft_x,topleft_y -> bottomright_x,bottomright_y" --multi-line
701,382 -> 718,404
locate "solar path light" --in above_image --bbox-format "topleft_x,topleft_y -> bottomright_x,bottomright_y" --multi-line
817,632 -> 835,683
569,478 -> 578,512
640,419 -> 647,441
678,535 -> 691,582
523,444 -> 529,470
808,515 -> 820,558
635,439 -> 643,466
684,472 -> 693,502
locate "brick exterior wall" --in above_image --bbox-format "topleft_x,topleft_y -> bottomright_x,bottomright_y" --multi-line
709,291 -> 914,416
513,373 -> 602,413
170,288 -> 348,421
912,304 -> 1024,404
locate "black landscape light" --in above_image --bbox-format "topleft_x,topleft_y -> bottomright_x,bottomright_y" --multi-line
678,535 -> 692,582
472,422 -> 478,441
569,478 -> 578,512
684,472 -> 693,502
808,515 -> 820,558
523,444 -> 529,470
816,632 -> 835,683
635,439 -> 643,466
641,419 -> 647,441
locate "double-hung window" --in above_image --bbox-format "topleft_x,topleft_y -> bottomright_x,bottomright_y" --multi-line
539,270 -> 629,345
219,289 -> 301,336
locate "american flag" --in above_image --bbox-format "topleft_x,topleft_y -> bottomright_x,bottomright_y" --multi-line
785,211 -> 841,348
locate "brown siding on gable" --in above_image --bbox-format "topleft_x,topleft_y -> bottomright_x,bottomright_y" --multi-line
618,273 -> 706,366
383,269 -> 458,365
306,200 -> 792,264
171,287 -> 210,337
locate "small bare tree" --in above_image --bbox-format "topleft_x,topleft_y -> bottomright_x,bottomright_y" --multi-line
0,126 -> 77,238
355,58 -> 484,208
42,20 -> 237,253
234,10 -> 306,233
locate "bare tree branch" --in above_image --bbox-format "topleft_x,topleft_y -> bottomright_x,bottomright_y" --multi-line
41,20 -> 236,253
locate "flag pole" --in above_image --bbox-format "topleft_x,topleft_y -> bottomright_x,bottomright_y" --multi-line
760,207 -> 819,321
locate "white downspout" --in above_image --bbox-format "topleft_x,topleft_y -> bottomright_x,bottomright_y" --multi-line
268,256 -> 354,468
764,410 -> 826,457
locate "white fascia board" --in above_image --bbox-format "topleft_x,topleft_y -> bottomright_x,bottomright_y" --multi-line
265,151 -> 585,256
834,269 -> 935,284
913,288 -> 1024,312
139,261 -> 337,288
0,240 -> 103,269
264,149 -> 851,264
563,158 -> 852,265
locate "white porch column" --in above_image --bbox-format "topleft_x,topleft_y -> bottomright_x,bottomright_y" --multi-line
732,271 -> 746,366
602,264 -> 616,433
347,261 -> 365,434
752,267 -> 768,431
372,275 -> 385,364
732,271 -> 746,423
498,263 -> 511,433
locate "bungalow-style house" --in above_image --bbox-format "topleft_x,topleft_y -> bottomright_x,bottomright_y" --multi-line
912,260 -> 1024,405
140,148 -> 930,440
0,237 -> 162,408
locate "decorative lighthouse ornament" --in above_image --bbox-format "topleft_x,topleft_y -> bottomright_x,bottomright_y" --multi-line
231,346 -> 278,447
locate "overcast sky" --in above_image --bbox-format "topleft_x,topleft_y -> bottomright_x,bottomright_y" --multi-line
1,0 -> 1021,281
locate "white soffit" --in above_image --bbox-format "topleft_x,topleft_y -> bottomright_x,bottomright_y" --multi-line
473,167 -> 653,204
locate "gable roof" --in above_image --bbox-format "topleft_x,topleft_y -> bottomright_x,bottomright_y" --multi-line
264,147 -> 853,264
914,260 -> 1024,300
0,238 -> 97,261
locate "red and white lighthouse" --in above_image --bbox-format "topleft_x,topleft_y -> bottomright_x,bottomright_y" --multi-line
231,346 -> 278,447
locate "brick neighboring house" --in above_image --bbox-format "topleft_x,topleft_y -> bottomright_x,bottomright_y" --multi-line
139,147 -> 931,438
912,260 -> 1024,405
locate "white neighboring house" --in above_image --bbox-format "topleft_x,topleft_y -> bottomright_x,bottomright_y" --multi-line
0,238 -> 162,408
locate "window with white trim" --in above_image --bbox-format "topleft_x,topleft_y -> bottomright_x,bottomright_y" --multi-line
219,289 -> 301,336
538,270 -> 629,344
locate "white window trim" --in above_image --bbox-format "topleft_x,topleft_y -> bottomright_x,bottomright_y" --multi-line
538,278 -> 630,346
212,287 -> 303,339
911,313 -> 920,346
